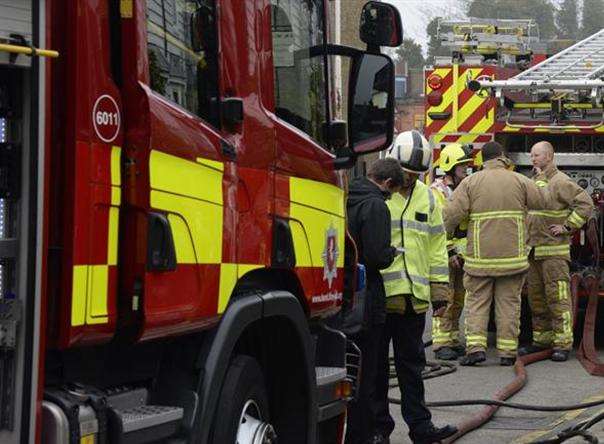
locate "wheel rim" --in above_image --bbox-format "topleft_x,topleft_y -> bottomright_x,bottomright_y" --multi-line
236,399 -> 277,444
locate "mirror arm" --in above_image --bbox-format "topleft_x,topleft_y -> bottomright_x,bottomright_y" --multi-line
333,155 -> 357,170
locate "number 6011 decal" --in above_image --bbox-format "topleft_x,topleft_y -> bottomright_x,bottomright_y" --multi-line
92,94 -> 121,143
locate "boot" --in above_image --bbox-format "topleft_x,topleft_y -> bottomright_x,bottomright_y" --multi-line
409,424 -> 457,444
551,349 -> 569,362
366,435 -> 389,444
518,344 -> 549,356
451,344 -> 466,356
434,346 -> 458,361
500,357 -> 516,366
459,351 -> 486,366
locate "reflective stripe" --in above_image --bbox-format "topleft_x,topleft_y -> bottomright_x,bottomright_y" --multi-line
473,219 -> 480,259
497,338 -> 518,350
469,210 -> 524,221
465,255 -> 528,269
567,210 -> 586,228
534,244 -> 570,257
555,310 -> 573,345
466,334 -> 487,347
382,270 -> 429,286
391,219 -> 446,236
392,219 -> 430,233
430,224 -> 445,234
533,330 -> 553,346
430,266 -> 449,276
518,212 -> 524,258
557,280 -> 569,302
528,209 -> 570,218
428,188 -> 435,214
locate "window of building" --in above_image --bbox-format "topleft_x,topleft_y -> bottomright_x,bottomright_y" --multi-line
270,0 -> 328,147
146,0 -> 220,127
395,75 -> 407,100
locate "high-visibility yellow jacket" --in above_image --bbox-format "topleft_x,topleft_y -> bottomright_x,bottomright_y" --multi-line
528,164 -> 594,261
431,177 -> 468,257
444,157 -> 549,277
382,180 -> 449,313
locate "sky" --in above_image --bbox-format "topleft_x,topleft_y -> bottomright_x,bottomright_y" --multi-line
389,0 -> 465,53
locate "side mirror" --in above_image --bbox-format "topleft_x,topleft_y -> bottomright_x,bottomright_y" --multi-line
359,1 -> 403,49
348,53 -> 395,155
190,7 -> 217,53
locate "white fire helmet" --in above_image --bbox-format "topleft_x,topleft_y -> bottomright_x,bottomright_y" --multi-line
386,130 -> 431,173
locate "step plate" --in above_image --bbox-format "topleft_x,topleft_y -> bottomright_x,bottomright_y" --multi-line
316,367 -> 346,387
118,405 -> 183,433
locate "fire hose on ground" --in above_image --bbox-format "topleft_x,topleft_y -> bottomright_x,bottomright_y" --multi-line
387,220 -> 603,442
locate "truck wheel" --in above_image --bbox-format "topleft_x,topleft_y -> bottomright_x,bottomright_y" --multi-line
213,355 -> 277,444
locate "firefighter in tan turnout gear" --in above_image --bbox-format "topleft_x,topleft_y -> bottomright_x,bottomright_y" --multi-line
431,143 -> 474,361
519,141 -> 594,362
443,142 -> 549,366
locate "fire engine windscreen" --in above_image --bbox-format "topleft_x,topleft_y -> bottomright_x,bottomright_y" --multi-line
271,0 -> 328,146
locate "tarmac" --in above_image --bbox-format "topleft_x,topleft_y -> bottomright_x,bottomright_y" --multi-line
386,315 -> 604,444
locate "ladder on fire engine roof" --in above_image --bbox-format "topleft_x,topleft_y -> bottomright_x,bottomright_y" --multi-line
438,18 -> 539,56
469,28 -> 604,96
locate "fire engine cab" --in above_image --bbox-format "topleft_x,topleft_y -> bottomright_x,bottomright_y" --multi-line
0,1 -> 402,443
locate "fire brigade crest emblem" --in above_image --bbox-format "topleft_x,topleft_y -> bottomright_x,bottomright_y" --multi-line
322,225 -> 339,288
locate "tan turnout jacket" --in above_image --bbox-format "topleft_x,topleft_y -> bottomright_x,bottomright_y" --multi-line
444,157 -> 549,277
528,164 -> 594,261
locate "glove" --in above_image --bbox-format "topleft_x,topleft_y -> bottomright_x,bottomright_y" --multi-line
432,300 -> 447,317
449,254 -> 462,269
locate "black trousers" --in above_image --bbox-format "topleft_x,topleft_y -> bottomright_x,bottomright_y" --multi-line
345,323 -> 384,444
373,309 -> 432,438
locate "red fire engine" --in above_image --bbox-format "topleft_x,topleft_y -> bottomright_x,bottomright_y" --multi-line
0,1 -> 402,443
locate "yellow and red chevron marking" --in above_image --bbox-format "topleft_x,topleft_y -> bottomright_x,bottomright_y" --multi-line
425,65 -> 496,141
431,133 -> 493,146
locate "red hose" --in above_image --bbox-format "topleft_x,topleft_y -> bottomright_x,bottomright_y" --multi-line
442,350 -> 553,443
577,274 -> 604,376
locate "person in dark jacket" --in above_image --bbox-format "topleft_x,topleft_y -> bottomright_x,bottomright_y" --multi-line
345,158 -> 404,444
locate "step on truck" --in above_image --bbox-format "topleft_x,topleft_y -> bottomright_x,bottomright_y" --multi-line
0,1 -> 402,443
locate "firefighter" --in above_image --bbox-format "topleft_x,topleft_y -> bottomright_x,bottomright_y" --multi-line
430,143 -> 474,360
346,158 -> 404,444
520,141 -> 594,362
372,130 -> 457,444
443,141 -> 549,366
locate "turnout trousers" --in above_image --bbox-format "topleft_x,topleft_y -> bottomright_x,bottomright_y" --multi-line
526,258 -> 573,351
373,305 -> 432,439
433,266 -> 465,350
464,272 -> 526,358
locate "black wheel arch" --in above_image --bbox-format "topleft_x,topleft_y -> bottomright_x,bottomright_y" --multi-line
192,290 -> 317,444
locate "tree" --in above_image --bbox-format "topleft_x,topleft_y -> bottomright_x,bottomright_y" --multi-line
581,0 -> 604,39
556,0 -> 579,40
426,17 -> 448,66
465,0 -> 557,39
396,38 -> 425,69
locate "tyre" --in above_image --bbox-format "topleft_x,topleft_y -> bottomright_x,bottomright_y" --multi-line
212,355 -> 277,444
